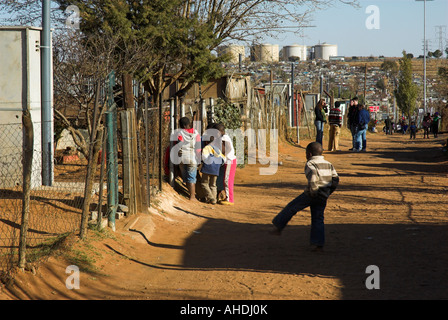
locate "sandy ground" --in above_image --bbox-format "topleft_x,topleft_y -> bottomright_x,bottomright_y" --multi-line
1,131 -> 448,302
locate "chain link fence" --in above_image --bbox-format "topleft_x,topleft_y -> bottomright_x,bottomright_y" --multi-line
0,120 -> 88,276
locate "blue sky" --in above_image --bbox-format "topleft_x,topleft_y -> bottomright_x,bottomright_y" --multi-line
265,0 -> 448,57
1,0 -> 446,58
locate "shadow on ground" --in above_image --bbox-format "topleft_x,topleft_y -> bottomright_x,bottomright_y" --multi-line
163,218 -> 448,299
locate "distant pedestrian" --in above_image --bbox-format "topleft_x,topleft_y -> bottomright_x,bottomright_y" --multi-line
353,104 -> 370,152
347,97 -> 359,150
409,121 -> 417,139
432,112 -> 441,138
270,142 -> 339,252
422,113 -> 432,139
384,117 -> 392,135
314,99 -> 327,146
328,101 -> 343,152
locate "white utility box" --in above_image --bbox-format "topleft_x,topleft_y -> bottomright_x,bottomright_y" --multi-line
0,26 -> 53,188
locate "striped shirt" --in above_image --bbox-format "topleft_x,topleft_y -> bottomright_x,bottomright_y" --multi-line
304,156 -> 339,199
329,107 -> 342,126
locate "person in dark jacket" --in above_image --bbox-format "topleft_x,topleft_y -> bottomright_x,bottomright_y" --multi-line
353,104 -> 370,152
347,97 -> 359,150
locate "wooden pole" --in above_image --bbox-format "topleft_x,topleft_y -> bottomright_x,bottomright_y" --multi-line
159,92 -> 163,191
19,109 -> 33,269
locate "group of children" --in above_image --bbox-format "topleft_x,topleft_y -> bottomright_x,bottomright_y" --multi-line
173,117 -> 236,205
172,116 -> 339,252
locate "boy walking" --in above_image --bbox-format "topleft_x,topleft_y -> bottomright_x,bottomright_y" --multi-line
270,142 -> 339,251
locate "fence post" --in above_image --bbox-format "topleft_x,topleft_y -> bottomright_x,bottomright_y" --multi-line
169,98 -> 175,187
158,92 -> 163,191
144,92 -> 151,207
106,71 -> 118,231
19,109 -> 33,269
96,128 -> 107,230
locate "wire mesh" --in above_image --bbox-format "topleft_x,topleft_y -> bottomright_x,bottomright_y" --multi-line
0,120 -> 105,275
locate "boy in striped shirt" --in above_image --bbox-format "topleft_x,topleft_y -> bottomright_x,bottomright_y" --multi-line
271,142 -> 339,252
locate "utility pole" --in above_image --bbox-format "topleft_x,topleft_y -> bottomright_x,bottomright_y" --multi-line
290,63 -> 294,127
416,0 -> 434,114
364,64 -> 367,106
41,0 -> 53,185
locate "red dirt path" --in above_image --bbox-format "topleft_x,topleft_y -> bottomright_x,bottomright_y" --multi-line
1,131 -> 448,301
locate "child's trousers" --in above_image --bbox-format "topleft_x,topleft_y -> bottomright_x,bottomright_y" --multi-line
272,193 -> 327,247
201,173 -> 218,203
218,158 -> 237,203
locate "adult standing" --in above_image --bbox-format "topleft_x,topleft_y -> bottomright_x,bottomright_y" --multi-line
314,99 -> 327,146
384,116 -> 392,135
328,101 -> 343,152
422,113 -> 432,139
354,104 -> 370,152
347,97 -> 359,150
432,112 -> 441,138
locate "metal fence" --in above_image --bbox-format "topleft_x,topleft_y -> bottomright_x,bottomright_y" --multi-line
0,120 -> 86,275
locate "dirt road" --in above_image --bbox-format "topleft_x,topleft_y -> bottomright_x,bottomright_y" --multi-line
2,131 -> 448,301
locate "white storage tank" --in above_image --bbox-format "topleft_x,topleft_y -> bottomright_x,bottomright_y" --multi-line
314,43 -> 338,61
251,43 -> 279,63
283,44 -> 307,61
217,44 -> 245,64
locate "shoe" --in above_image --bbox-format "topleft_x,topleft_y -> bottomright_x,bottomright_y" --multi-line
351,149 -> 360,152
219,200 -> 234,205
348,148 -> 353,151
311,245 -> 324,252
269,226 -> 282,236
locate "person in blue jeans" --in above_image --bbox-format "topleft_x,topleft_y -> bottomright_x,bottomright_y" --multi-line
270,142 -> 339,252
354,104 -> 370,152
314,99 -> 327,146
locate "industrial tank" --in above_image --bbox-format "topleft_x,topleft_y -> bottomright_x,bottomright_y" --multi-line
251,43 -> 279,62
217,44 -> 245,64
283,44 -> 307,61
314,43 -> 338,61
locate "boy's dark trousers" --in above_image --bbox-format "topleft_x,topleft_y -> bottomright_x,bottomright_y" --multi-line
272,192 -> 327,247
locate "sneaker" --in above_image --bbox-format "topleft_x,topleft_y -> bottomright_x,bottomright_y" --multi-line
219,200 -> 234,205
269,226 -> 282,236
311,245 -> 324,252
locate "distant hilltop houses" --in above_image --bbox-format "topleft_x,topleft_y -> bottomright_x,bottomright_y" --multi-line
217,42 -> 342,63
